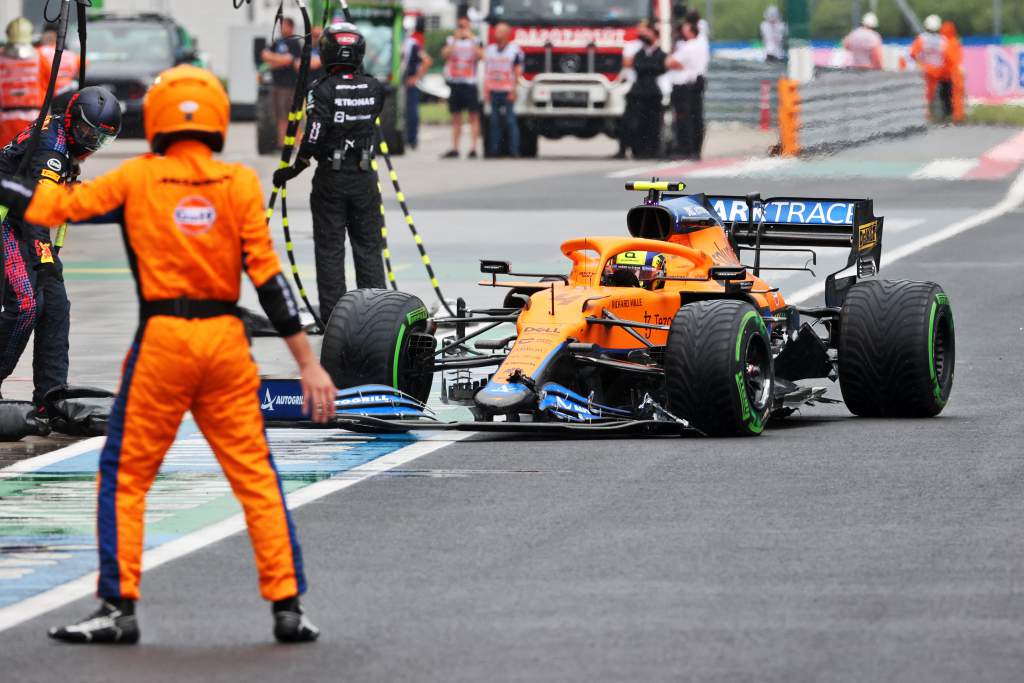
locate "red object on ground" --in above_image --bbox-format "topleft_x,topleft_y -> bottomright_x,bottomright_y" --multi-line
759,80 -> 772,131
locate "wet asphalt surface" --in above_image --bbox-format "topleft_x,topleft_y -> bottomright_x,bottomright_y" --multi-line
3,125 -> 1024,681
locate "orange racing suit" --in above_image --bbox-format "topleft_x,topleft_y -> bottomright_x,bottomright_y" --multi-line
0,49 -> 44,144
909,31 -> 951,114
38,45 -> 81,96
24,139 -> 307,602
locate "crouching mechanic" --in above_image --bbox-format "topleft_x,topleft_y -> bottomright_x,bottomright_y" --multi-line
0,87 -> 120,413
0,65 -> 337,644
273,22 -> 385,321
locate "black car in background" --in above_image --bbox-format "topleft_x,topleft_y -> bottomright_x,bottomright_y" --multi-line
78,13 -> 201,137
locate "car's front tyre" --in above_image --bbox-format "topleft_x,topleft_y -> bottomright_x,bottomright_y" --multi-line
665,300 -> 773,436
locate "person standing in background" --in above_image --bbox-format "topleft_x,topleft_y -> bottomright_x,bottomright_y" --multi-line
625,24 -> 666,160
38,23 -> 81,99
260,17 -> 302,149
402,17 -> 432,151
441,14 -> 483,159
0,18 -> 43,145
910,15 -> 952,122
843,13 -> 883,70
483,22 -> 523,158
940,20 -> 965,123
615,20 -> 649,159
760,6 -> 788,63
667,16 -> 710,160
308,25 -> 325,83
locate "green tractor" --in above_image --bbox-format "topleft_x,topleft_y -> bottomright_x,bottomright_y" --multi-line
256,1 -> 405,156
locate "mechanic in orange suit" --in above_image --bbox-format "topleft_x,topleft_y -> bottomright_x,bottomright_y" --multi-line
0,18 -> 44,144
0,65 -> 336,645
940,20 -> 965,123
38,22 -> 82,98
909,14 -> 953,121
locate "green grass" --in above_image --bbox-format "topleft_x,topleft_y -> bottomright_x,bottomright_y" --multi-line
419,101 -> 451,126
969,103 -> 1024,127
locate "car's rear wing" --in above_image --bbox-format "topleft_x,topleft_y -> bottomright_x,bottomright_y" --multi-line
700,194 -> 884,307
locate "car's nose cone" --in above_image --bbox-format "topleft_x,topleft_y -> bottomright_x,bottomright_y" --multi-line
475,381 -> 536,414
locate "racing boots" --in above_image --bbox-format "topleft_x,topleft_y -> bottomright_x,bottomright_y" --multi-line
48,599 -> 139,644
272,597 -> 320,643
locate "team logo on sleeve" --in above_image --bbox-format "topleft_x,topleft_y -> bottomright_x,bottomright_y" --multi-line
173,196 -> 217,236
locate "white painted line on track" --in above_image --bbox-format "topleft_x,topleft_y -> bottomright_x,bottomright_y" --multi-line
0,432 -> 474,633
0,436 -> 105,480
910,158 -> 978,181
786,168 -> 1024,305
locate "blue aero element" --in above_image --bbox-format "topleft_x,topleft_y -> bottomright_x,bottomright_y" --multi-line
660,196 -> 717,226
708,197 -> 856,227
260,378 -> 308,420
537,382 -> 633,422
259,380 -> 430,421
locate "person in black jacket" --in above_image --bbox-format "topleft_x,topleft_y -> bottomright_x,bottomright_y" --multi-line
274,22 -> 385,321
625,24 -> 666,159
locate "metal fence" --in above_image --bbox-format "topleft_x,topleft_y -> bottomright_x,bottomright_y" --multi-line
797,69 -> 927,153
705,58 -> 786,126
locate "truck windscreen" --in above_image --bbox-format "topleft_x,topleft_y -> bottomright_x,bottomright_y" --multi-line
489,0 -> 649,25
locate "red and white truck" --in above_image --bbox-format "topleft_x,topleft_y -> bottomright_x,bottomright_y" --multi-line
479,0 -> 672,156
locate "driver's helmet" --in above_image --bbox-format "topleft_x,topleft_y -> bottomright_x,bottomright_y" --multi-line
602,251 -> 667,290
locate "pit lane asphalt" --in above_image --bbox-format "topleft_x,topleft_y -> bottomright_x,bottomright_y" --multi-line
4,127 -> 1024,681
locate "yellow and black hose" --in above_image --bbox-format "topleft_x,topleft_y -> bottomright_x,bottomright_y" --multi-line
374,122 -> 455,316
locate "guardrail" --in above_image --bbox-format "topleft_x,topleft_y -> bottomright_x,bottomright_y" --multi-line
778,69 -> 927,156
705,58 -> 786,126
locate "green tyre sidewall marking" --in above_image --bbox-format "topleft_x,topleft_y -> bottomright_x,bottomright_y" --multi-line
392,323 -> 407,390
735,310 -> 768,435
928,293 -> 953,408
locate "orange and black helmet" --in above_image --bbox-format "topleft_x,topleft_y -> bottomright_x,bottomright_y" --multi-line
143,65 -> 229,154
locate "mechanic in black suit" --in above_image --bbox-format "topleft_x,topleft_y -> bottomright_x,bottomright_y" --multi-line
273,22 -> 386,321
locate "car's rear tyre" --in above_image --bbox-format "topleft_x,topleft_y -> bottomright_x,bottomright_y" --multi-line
320,289 -> 435,403
665,300 -> 773,436
838,279 -> 954,417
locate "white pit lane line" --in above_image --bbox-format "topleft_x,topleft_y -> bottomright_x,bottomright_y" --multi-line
787,168 -> 1024,305
0,432 -> 474,633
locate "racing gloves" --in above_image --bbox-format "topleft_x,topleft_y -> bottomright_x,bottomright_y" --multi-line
272,158 -> 310,188
0,174 -> 36,218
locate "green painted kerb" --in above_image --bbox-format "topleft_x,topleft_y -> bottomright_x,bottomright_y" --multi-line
392,323 -> 407,389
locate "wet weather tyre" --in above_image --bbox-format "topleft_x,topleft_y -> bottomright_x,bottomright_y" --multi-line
320,289 -> 434,403
838,279 -> 954,417
665,300 -> 773,437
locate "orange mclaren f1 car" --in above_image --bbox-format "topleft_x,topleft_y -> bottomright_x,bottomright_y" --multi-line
260,182 -> 955,437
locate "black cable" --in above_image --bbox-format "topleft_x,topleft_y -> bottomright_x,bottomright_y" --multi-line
17,0 -> 71,177
76,0 -> 87,85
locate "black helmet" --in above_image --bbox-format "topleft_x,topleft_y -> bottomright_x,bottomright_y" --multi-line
64,86 -> 122,160
320,22 -> 366,72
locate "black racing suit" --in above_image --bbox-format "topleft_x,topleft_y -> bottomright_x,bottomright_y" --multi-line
0,117 -> 74,405
298,70 -> 386,320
